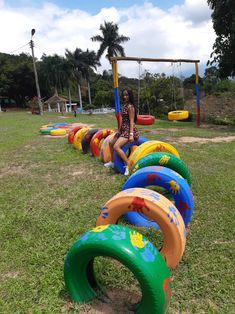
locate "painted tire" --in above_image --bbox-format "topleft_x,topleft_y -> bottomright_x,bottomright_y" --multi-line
168,111 -> 189,121
129,140 -> 180,171
40,124 -> 49,129
53,122 -> 68,127
50,128 -> 67,136
64,224 -> 172,313
113,136 -> 149,174
96,188 -> 186,269
100,133 -> 116,163
136,115 -> 155,125
123,166 -> 194,228
130,152 -> 192,186
68,126 -> 84,144
90,129 -> 114,157
40,127 -> 54,134
73,127 -> 91,150
81,128 -> 99,154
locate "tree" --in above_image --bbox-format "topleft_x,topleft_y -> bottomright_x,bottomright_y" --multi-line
91,21 -> 130,62
0,52 -> 36,106
207,0 -> 235,78
40,54 -> 66,94
79,49 -> 100,105
65,48 -> 85,109
203,66 -> 219,94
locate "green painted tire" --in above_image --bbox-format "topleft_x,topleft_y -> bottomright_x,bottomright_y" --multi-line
130,152 -> 192,185
40,128 -> 54,134
64,224 -> 172,314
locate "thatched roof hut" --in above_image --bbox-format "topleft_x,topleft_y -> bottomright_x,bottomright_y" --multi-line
44,94 -> 68,113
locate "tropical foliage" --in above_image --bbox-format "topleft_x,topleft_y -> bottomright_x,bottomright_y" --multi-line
91,21 -> 130,62
207,0 -> 235,78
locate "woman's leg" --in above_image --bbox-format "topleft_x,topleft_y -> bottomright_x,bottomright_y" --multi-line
109,134 -> 118,161
113,137 -> 129,165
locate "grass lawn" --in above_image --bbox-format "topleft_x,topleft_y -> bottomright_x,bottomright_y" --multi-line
0,111 -> 235,313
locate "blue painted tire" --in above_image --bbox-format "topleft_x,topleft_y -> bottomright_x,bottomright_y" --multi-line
113,137 -> 149,174
123,166 -> 194,228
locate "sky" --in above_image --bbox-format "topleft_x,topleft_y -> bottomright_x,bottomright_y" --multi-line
0,0 -> 215,78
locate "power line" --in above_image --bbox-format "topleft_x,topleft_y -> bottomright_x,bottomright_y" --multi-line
9,42 -> 30,54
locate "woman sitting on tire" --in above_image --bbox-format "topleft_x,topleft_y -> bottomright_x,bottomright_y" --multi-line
104,88 -> 139,176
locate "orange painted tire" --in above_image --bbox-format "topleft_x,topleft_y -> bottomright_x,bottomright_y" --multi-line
100,133 -> 116,163
73,127 -> 91,150
68,126 -> 84,144
96,188 -> 186,269
90,129 -> 114,157
129,140 -> 180,171
136,115 -> 155,125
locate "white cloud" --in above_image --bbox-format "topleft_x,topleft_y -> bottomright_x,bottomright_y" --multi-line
0,1 -> 216,77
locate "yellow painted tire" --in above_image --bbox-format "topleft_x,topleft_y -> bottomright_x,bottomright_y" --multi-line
168,111 -> 189,121
73,127 -> 91,150
50,128 -> 67,136
40,124 -> 49,129
129,140 -> 180,171
96,188 -> 186,269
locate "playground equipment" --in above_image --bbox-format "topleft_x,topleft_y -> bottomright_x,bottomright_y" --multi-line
111,56 -> 201,127
64,224 -> 172,314
130,152 -> 192,185
100,133 -> 116,163
96,188 -> 186,269
61,113 -> 195,311
137,114 -> 155,125
81,128 -> 99,154
68,126 -> 84,144
90,129 -> 114,157
122,166 -> 194,229
128,141 -> 180,172
73,127 -> 91,150
113,136 -> 149,174
168,110 -> 189,121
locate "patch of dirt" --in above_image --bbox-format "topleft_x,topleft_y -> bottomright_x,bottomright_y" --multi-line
58,116 -> 70,119
91,288 -> 140,314
0,165 -> 28,178
1,272 -> 19,281
185,93 -> 235,119
145,128 -> 180,134
62,288 -> 141,313
174,136 -> 235,144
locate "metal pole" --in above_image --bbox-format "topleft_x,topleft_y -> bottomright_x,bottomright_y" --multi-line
195,62 -> 201,127
30,30 -> 43,115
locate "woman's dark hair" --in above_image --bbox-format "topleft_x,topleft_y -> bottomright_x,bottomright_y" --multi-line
121,88 -> 138,123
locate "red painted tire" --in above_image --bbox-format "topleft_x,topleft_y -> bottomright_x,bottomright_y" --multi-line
68,126 -> 84,144
90,129 -> 114,157
137,115 -> 155,125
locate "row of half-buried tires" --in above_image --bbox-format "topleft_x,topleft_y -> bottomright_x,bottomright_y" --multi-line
68,124 -> 194,234
65,125 -> 194,313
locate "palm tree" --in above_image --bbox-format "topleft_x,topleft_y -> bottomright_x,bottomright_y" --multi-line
65,48 -> 84,109
91,21 -> 130,62
80,49 -> 100,105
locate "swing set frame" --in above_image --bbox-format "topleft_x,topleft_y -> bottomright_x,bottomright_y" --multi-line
111,56 -> 201,127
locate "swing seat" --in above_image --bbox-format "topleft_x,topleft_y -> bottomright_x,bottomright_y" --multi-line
168,111 -> 189,121
136,115 -> 155,125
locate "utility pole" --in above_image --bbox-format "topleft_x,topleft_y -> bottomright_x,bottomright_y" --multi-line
30,29 -> 43,115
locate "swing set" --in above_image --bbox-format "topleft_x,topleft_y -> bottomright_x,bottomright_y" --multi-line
111,56 -> 201,127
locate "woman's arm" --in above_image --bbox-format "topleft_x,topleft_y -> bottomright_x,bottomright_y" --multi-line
128,104 -> 135,142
